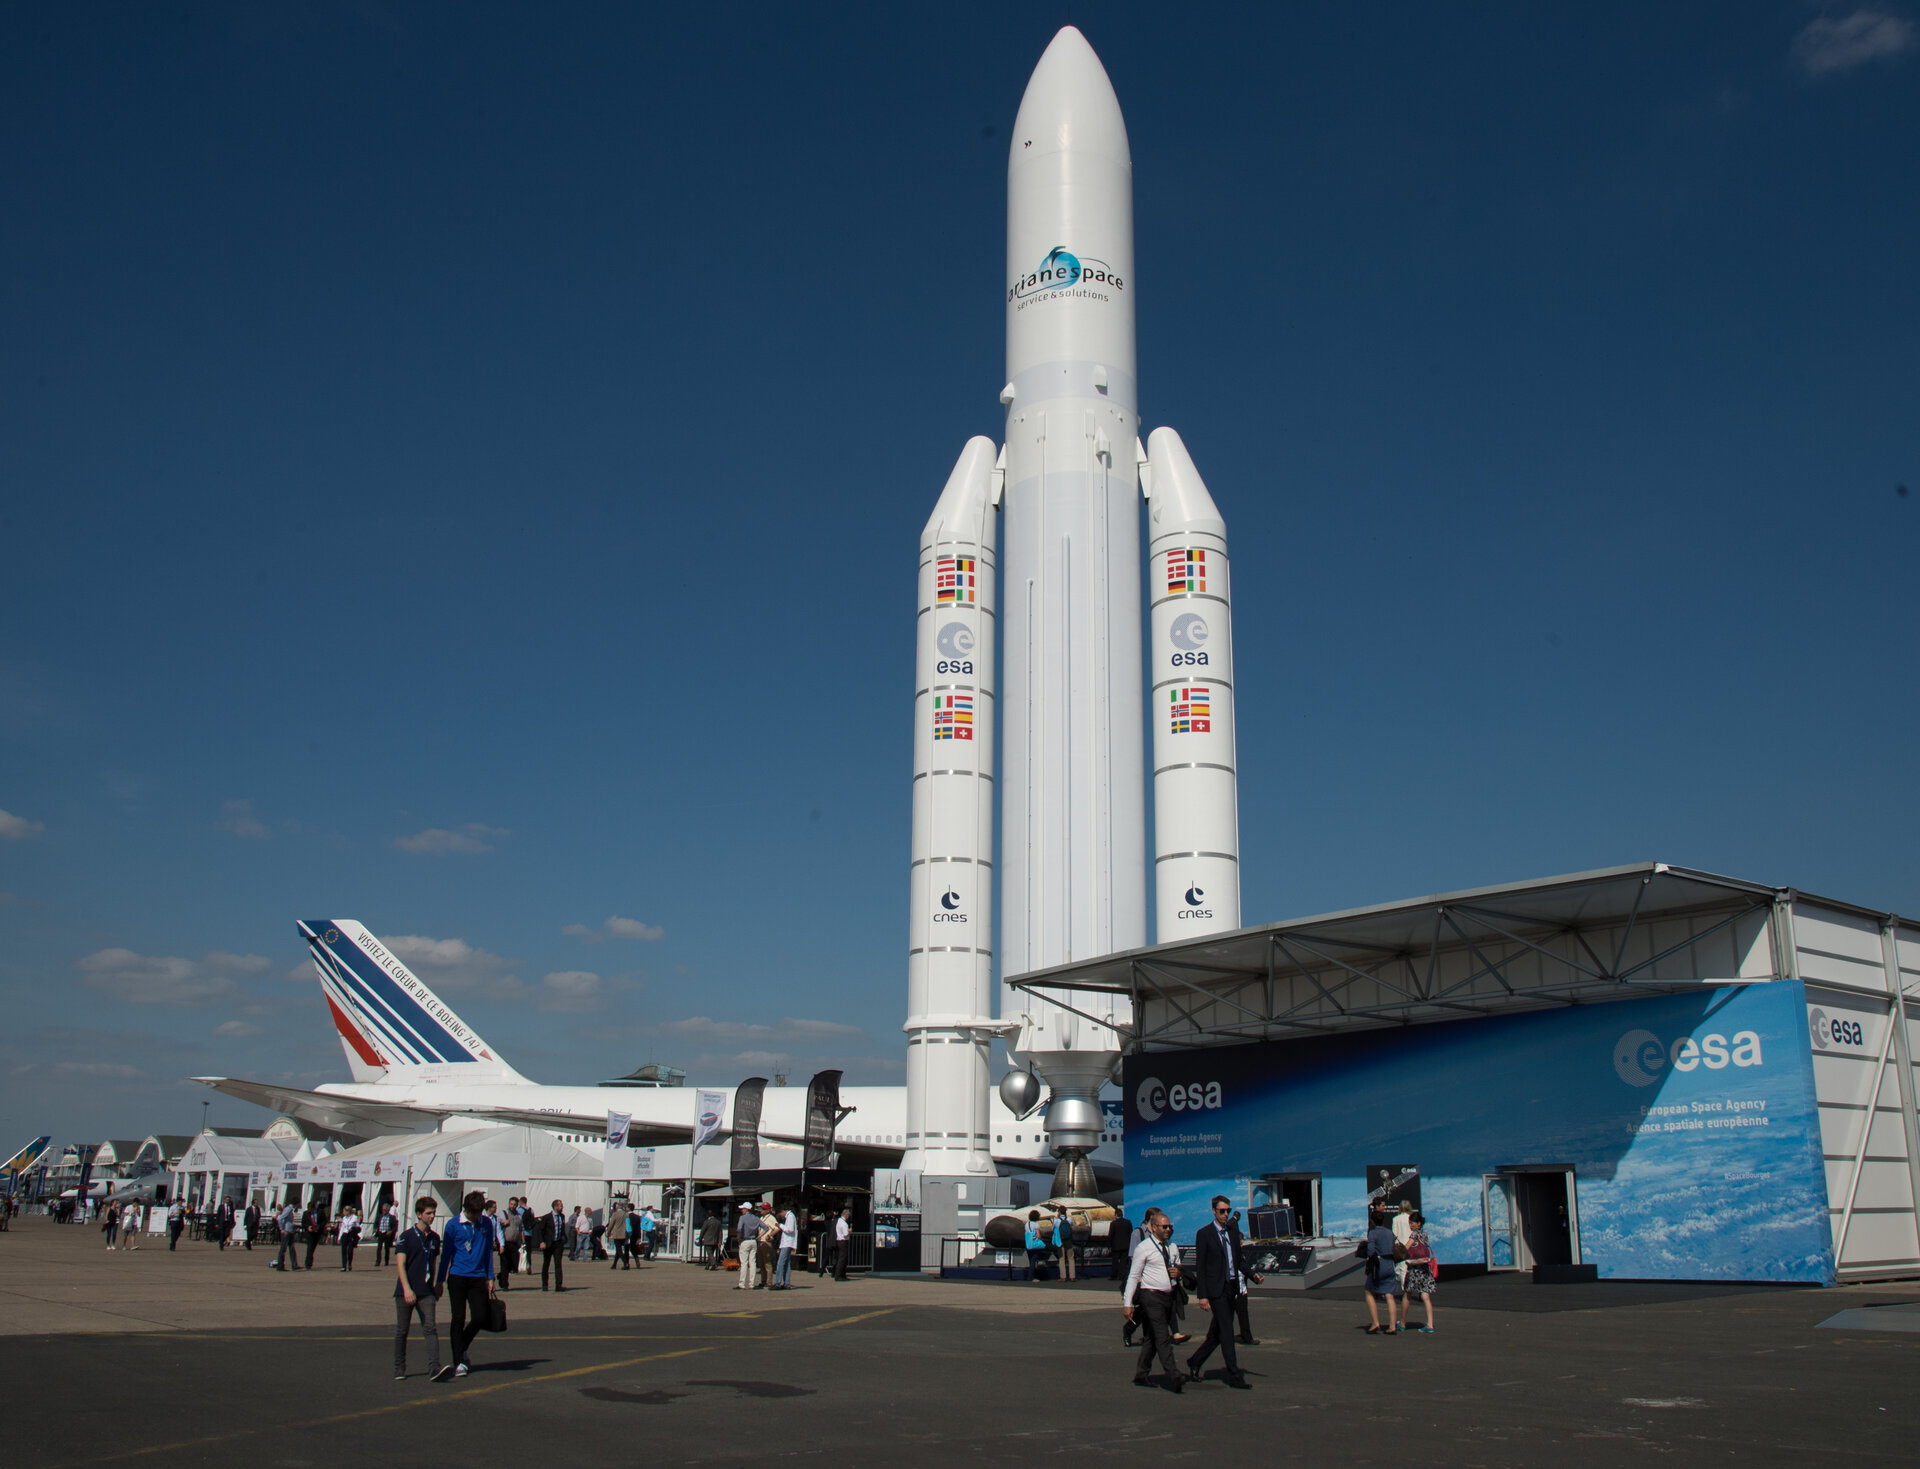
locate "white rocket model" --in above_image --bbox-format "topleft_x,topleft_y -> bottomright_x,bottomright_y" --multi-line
905,27 -> 1241,1192
995,27 -> 1144,1196
1145,428 -> 1240,938
902,438 -> 1002,1176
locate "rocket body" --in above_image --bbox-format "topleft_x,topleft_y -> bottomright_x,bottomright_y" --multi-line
998,28 -> 1139,1162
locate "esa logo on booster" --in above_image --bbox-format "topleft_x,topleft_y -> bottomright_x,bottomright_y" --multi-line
1135,1075 -> 1223,1122
1168,612 -> 1210,667
936,622 -> 975,675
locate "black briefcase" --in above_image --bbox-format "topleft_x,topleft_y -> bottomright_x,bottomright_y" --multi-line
484,1296 -> 508,1333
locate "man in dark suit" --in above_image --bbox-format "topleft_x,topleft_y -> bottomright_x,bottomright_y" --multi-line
242,1200 -> 260,1251
303,1202 -> 327,1270
538,1198 -> 569,1291
1187,1195 -> 1259,1388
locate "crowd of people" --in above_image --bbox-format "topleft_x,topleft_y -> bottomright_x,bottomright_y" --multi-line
1116,1197 -> 1439,1392
43,1182 -> 1451,1392
723,1200 -> 855,1288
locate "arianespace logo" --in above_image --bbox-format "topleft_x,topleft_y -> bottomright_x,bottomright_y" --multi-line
1135,1075 -> 1222,1122
1612,1025 -> 1765,1087
1009,245 -> 1125,304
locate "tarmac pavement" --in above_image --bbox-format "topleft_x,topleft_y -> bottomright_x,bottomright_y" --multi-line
5,1216 -> 1918,1466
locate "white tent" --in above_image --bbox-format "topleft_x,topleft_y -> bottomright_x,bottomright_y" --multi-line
171,1133 -> 299,1211
313,1124 -> 606,1218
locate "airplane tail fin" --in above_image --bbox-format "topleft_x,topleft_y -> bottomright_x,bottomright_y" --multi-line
298,920 -> 528,1085
1,1135 -> 50,1177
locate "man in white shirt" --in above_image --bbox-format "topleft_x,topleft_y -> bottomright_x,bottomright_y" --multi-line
1121,1208 -> 1185,1393
830,1206 -> 852,1280
773,1206 -> 799,1288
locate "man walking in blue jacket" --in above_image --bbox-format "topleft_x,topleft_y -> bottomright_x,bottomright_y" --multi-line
436,1191 -> 498,1377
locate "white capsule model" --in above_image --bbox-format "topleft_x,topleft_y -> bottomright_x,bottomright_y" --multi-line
902,437 -> 1002,1177
1144,427 -> 1241,938
996,27 -> 1143,1193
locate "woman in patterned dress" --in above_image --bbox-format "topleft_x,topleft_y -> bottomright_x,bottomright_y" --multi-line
1402,1210 -> 1437,1332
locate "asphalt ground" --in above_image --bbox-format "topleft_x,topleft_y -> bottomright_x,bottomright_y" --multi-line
6,1218 -> 1919,1466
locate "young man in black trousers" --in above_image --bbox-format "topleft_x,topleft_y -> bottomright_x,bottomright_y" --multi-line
393,1197 -> 444,1382
537,1198 -> 568,1291
1186,1195 -> 1261,1388
437,1191 -> 498,1378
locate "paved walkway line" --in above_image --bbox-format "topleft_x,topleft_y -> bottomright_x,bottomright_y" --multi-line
66,1306 -> 905,1467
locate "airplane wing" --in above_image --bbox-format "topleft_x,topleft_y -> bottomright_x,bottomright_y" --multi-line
452,1106 -> 905,1165
197,1078 -> 909,1166
195,1078 -> 452,1140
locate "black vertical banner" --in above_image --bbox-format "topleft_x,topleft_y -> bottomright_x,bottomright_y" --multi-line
804,1070 -> 843,1167
730,1077 -> 768,1175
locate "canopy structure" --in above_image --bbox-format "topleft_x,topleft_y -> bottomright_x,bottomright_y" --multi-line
171,1132 -> 301,1204
1003,862 -> 1888,1051
308,1124 -> 603,1191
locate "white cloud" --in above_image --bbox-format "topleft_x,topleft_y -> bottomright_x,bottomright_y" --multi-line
0,807 -> 45,840
727,1050 -> 791,1070
604,916 -> 665,941
382,933 -> 522,998
207,952 -> 272,974
385,934 -> 501,970
394,823 -> 508,854
75,949 -> 240,1007
217,799 -> 270,839
657,1015 -> 865,1044
567,915 -> 666,943
538,970 -> 605,1013
213,1020 -> 265,1037
1793,9 -> 1915,75
55,1061 -> 141,1077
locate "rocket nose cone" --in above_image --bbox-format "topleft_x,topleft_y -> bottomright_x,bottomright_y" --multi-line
1011,25 -> 1130,168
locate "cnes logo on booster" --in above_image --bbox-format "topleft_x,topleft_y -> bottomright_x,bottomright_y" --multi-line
1135,1076 -> 1222,1122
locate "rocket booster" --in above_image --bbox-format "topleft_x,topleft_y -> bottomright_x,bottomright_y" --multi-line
901,438 -> 1000,1176
1146,429 -> 1240,937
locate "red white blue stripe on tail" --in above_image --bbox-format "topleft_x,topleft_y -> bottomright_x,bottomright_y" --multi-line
298,920 -> 524,1084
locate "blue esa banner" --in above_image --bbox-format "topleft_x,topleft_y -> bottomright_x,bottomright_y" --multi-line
1121,981 -> 1833,1283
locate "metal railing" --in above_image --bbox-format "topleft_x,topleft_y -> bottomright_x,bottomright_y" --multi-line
938,1235 -> 1122,1279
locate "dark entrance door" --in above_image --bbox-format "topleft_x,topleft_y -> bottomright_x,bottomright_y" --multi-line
1513,1171 -> 1574,1267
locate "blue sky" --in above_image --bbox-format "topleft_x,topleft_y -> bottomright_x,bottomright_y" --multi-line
2,2 -> 1914,1144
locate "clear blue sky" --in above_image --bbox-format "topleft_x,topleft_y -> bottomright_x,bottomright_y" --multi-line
3,2 -> 1914,1143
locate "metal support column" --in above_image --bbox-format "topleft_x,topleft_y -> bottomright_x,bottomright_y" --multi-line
1879,921 -> 1920,1243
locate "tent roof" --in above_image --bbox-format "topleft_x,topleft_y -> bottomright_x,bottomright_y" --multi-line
175,1135 -> 297,1169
